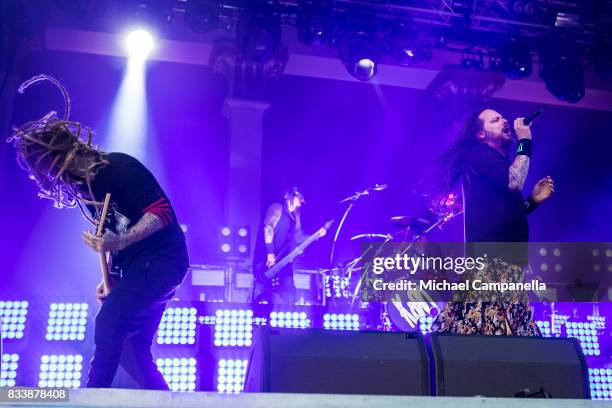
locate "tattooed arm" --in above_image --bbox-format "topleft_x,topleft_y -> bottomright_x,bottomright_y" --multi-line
508,117 -> 532,192
263,203 -> 282,267
82,212 -> 164,252
508,155 -> 530,191
120,212 -> 164,248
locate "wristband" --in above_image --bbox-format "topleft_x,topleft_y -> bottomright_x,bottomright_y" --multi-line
516,139 -> 532,157
265,243 -> 275,255
524,196 -> 539,214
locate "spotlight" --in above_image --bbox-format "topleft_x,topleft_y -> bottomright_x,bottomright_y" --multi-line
236,12 -> 281,63
217,226 -> 250,258
125,29 -> 155,60
339,31 -> 380,81
185,0 -> 219,33
157,358 -> 197,392
539,39 -> 584,103
391,27 -> 432,66
499,39 -> 532,79
297,1 -> 332,46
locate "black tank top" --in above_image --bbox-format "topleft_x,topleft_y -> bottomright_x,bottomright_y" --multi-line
253,203 -> 296,276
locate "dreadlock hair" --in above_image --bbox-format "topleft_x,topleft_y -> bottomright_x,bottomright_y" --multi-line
6,75 -> 108,225
425,110 -> 485,203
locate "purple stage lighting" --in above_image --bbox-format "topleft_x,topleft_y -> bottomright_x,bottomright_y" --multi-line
125,29 -> 154,60
156,307 -> 197,345
45,303 -> 88,342
156,357 -> 197,392
323,313 -> 359,330
38,354 -> 83,388
214,309 -> 253,347
1,354 -> 19,387
0,301 -> 28,340
217,359 -> 248,394
269,311 -> 310,329
565,322 -> 601,356
589,368 -> 612,400
535,320 -> 552,337
417,315 -> 435,334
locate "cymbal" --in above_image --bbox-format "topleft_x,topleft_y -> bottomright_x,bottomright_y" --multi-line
389,216 -> 431,232
350,233 -> 393,242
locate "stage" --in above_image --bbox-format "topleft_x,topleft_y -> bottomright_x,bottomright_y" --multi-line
0,389 -> 610,408
1,0 -> 611,405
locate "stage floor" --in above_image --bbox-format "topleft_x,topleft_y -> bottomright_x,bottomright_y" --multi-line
0,389 -> 609,408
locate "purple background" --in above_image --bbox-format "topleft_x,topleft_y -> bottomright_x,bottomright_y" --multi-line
1,48 -> 611,300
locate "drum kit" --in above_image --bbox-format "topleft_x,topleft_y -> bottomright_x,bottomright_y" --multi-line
322,184 -> 463,331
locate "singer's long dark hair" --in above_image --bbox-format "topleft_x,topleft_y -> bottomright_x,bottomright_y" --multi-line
425,110 -> 485,200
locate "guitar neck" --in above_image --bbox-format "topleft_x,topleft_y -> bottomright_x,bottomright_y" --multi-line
264,230 -> 323,278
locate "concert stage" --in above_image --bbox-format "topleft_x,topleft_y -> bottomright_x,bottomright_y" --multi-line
2,0 -> 611,405
0,389 -> 610,408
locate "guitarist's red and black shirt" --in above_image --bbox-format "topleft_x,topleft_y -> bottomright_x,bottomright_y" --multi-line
86,152 -> 189,272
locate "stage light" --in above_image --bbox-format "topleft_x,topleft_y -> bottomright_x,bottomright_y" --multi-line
156,358 -> 197,392
0,300 -> 29,340
46,302 -> 88,342
217,359 -> 248,394
589,368 -> 612,400
535,320 -> 552,337
417,315 -> 435,334
1,354 -> 19,387
390,27 -> 432,66
297,2 -> 332,47
214,309 -> 253,347
236,12 -> 281,63
185,0 -> 219,33
38,354 -> 83,388
218,226 -> 250,258
539,40 -> 584,103
339,31 -> 380,81
565,321 -> 601,356
126,29 -> 155,60
269,311 -> 310,329
499,39 -> 532,79
156,307 -> 197,345
323,313 -> 359,331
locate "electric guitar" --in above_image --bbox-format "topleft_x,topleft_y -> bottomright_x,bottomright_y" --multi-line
252,220 -> 333,301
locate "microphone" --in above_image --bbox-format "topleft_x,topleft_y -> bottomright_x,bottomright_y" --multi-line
523,109 -> 543,126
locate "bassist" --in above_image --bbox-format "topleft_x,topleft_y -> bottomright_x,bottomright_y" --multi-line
252,187 -> 325,304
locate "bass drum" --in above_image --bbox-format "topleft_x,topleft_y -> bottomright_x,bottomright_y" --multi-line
385,282 -> 446,332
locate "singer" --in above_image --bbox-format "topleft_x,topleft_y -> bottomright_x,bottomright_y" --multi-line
429,108 -> 554,336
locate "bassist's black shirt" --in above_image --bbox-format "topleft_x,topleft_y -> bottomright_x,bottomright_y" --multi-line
253,203 -> 296,279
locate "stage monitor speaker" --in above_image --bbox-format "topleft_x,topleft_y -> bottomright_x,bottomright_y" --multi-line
429,333 -> 590,399
244,327 -> 429,395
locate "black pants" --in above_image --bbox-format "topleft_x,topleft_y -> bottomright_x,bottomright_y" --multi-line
86,257 -> 187,389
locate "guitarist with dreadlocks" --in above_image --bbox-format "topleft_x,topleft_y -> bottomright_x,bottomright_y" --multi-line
7,75 -> 189,389
428,109 -> 554,336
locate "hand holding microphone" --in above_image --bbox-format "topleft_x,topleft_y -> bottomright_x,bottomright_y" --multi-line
514,109 -> 543,140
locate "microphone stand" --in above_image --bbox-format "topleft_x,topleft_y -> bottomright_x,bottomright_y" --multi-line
329,184 -> 387,264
